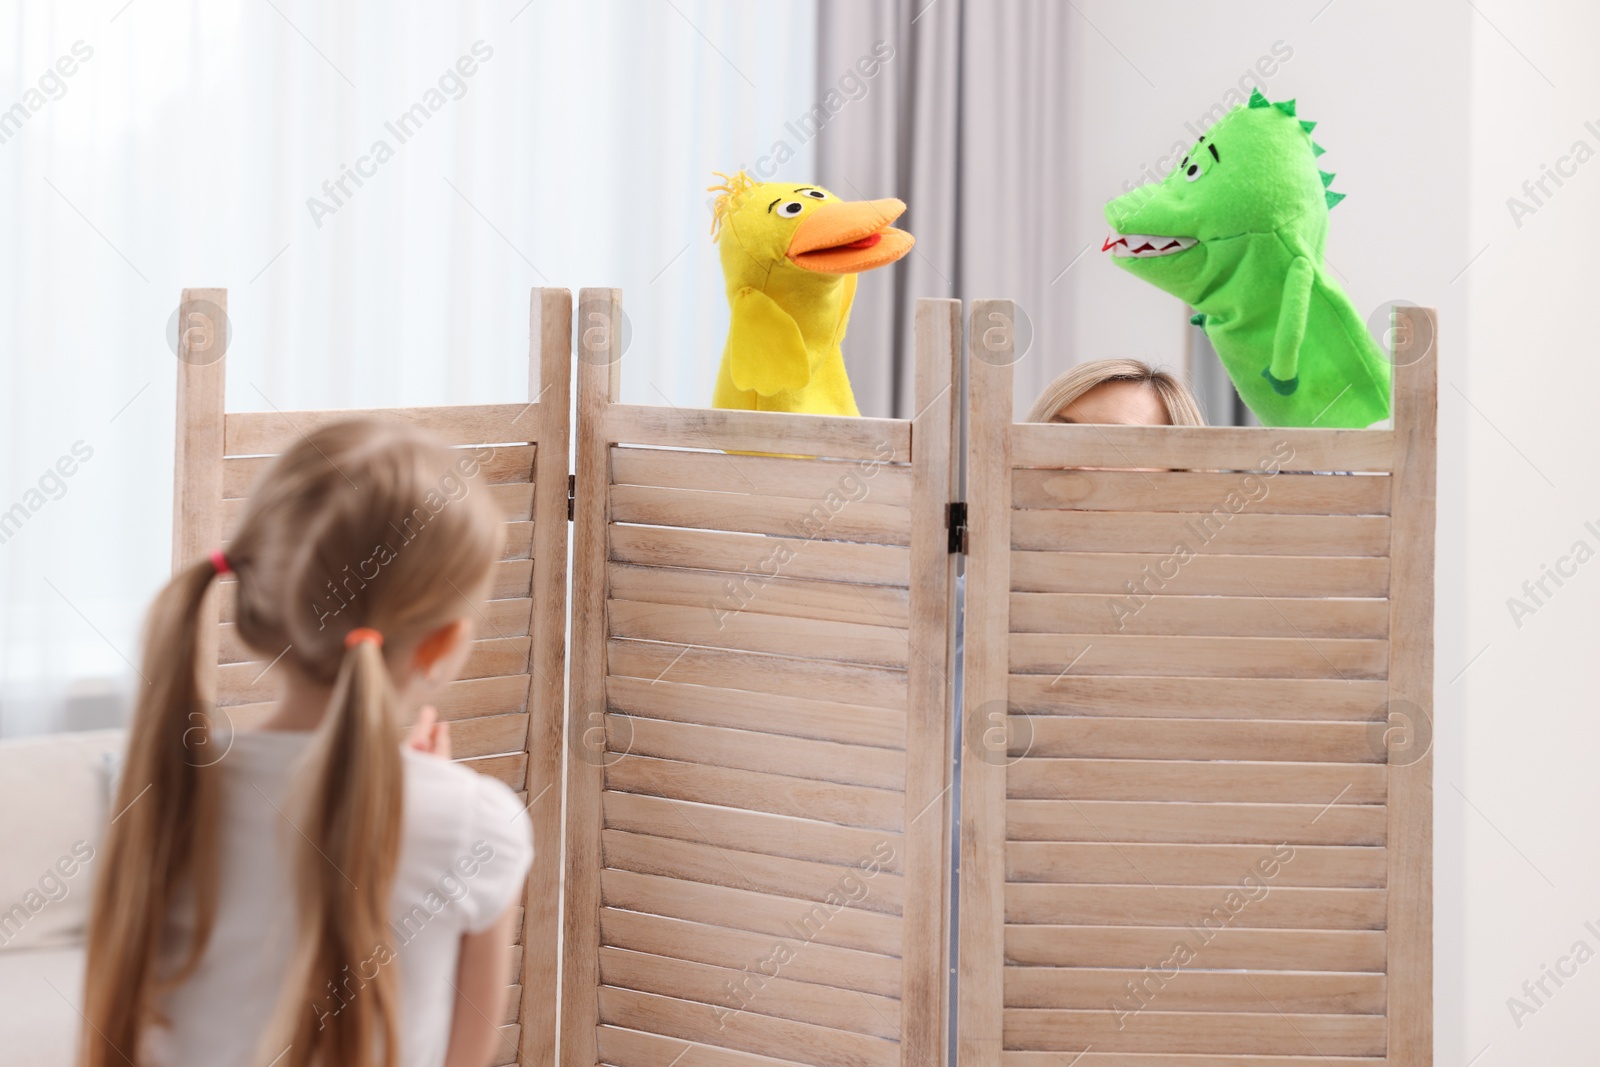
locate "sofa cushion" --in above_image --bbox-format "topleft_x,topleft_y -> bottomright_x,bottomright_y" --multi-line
0,730 -> 124,951
0,944 -> 85,1066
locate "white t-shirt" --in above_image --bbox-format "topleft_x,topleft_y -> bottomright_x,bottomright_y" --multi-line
141,731 -> 534,1067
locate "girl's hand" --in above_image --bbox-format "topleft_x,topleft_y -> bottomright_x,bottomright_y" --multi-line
406,705 -> 452,760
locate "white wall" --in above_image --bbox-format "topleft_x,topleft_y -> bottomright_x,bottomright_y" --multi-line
1462,3 -> 1600,1061
1054,0 -> 1475,1057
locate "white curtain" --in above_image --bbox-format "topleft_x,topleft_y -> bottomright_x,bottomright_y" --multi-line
816,0 -> 1079,421
0,0 -> 818,736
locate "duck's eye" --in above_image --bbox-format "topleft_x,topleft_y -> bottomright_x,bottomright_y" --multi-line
802,189 -> 827,199
778,201 -> 805,217
1185,164 -> 1201,182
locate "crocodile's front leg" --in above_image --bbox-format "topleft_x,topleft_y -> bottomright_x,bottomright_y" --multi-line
1262,255 -> 1313,395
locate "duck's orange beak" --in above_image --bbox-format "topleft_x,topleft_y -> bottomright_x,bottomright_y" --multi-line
787,198 -> 915,274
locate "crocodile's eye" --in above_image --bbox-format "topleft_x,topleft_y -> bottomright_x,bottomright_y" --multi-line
1185,163 -> 1202,182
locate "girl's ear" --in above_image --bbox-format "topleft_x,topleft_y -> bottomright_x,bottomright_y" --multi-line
413,617 -> 473,679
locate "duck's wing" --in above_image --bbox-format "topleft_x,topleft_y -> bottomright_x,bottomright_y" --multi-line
728,286 -> 811,396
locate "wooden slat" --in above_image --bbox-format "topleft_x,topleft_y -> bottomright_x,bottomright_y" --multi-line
1005,843 -> 1385,888
1004,884 -> 1386,929
597,1025 -> 818,1067
225,402 -> 538,455
213,672 -> 534,719
1009,634 -> 1388,679
449,712 -> 529,759
1004,968 -> 1385,1013
608,562 -> 912,629
514,293 -> 570,1067
501,520 -> 534,560
608,600 -> 911,670
599,946 -> 903,1040
604,756 -> 904,834
1003,925 -> 1386,971
1010,511 -> 1391,557
607,714 -> 906,791
602,792 -> 904,874
599,908 -> 902,999
1009,423 -> 1396,473
464,752 -> 527,789
1008,758 -> 1387,805
958,299 -> 1015,1067
1004,800 -> 1385,845
1002,1008 -> 1386,1056
896,296 -> 961,1067
601,831 -> 902,921
218,587 -> 534,637
1017,718 -> 1383,764
1011,551 -> 1388,598
220,479 -> 533,531
486,1023 -> 522,1067
612,446 -> 915,508
1386,305 -> 1437,1065
217,617 -> 537,668
1007,674 -> 1388,720
601,869 -> 901,957
561,289 -> 620,1067
214,558 -> 533,611
610,484 -> 912,546
492,557 -> 534,600
172,288 -> 228,706
223,442 -> 537,497
1001,1056 -> 1382,1067
521,298 -> 568,1067
1009,593 -> 1389,639
610,525 -> 911,587
606,675 -> 906,750
607,640 -> 907,711
597,984 -> 901,1067
432,674 -> 533,719
1010,468 -> 1392,515
603,403 -> 909,462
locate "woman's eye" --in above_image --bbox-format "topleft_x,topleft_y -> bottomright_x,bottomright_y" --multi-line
1185,164 -> 1201,182
779,201 -> 805,216
802,189 -> 827,199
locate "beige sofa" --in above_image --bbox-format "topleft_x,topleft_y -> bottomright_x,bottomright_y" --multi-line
0,729 -> 124,1067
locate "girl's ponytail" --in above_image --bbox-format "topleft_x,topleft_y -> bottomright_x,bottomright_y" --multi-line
81,558 -> 225,1067
265,629 -> 403,1067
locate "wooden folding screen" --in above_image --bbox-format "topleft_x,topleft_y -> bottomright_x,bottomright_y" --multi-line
172,286 -> 574,1067
957,301 -> 1436,1066
561,290 -> 961,1067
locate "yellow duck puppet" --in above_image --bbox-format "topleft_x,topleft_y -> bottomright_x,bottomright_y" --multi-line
709,171 -> 914,416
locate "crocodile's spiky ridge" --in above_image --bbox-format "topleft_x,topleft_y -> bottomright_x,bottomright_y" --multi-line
1102,92 -> 1390,428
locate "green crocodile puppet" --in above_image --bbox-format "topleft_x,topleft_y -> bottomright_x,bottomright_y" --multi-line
1103,90 -> 1391,427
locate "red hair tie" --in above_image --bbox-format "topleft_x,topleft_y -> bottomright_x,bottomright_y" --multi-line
209,550 -> 232,576
344,627 -> 384,650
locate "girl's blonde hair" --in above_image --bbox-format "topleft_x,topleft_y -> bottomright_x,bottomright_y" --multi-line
1023,359 -> 1207,426
81,419 -> 504,1067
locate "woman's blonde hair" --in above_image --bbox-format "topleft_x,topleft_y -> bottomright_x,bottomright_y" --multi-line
1023,359 -> 1206,426
81,419 -> 504,1067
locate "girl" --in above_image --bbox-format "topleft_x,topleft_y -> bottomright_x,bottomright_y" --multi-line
81,419 -> 534,1067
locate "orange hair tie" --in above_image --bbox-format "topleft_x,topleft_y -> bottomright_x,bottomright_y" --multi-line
344,627 -> 383,650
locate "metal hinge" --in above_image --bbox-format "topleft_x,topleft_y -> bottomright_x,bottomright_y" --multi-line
567,474 -> 576,521
946,501 -> 968,554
